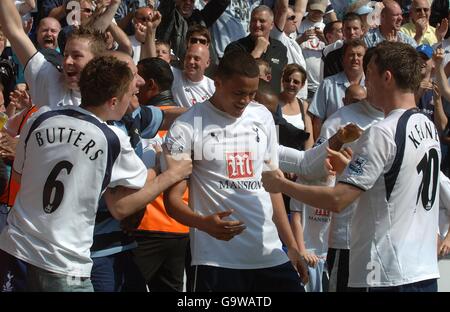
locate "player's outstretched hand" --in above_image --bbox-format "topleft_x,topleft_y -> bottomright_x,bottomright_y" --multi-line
199,209 -> 246,241
287,248 -> 309,285
162,144 -> 192,181
261,168 -> 285,193
325,147 -> 353,176
337,123 -> 363,144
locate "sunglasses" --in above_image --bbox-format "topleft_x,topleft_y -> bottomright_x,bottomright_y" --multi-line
81,8 -> 93,13
189,37 -> 208,45
287,15 -> 296,21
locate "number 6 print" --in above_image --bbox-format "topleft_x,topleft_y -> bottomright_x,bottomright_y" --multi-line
43,161 -> 74,213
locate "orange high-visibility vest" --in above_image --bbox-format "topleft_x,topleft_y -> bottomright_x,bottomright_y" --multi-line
136,105 -> 189,234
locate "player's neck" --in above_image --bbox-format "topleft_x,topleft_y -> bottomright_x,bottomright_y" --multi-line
80,104 -> 110,122
382,91 -> 416,116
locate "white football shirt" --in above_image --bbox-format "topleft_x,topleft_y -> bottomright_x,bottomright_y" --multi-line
25,52 -> 81,108
0,106 -> 147,277
165,100 -> 288,269
339,108 -> 440,287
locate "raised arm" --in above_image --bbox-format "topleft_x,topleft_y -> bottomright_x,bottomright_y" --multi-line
294,0 -> 307,24
0,0 -> 37,66
47,3 -> 67,22
107,22 -> 133,55
140,11 -> 162,60
84,0 -> 121,33
274,0 -> 289,31
434,48 -> 450,102
17,0 -> 36,15
432,82 -> 448,133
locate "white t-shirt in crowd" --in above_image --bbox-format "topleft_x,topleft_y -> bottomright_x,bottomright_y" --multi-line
297,20 -> 326,94
25,52 -> 81,108
165,100 -> 287,269
339,109 -> 440,287
129,35 -> 142,65
171,67 -> 215,107
0,106 -> 147,277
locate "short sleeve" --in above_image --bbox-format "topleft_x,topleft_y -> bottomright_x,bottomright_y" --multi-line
338,126 -> 394,191
308,80 -> 328,120
24,52 -> 61,108
140,106 -> 163,139
108,127 -> 147,189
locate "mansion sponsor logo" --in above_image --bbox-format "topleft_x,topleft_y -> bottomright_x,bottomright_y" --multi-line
226,152 -> 254,179
218,180 -> 262,190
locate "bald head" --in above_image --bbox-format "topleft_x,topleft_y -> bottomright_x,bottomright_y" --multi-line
381,0 -> 403,31
134,7 -> 153,24
37,17 -> 61,50
183,43 -> 210,82
343,84 -> 367,105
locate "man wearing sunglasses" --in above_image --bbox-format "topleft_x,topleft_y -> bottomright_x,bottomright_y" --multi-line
400,0 -> 448,45
171,43 -> 215,107
156,0 -> 230,61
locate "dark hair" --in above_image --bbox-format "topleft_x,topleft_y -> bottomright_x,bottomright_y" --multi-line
323,21 -> 342,39
186,24 -> 211,44
372,41 -> 422,92
282,63 -> 307,85
342,12 -> 363,25
342,38 -> 367,55
79,56 -> 133,107
217,50 -> 259,80
138,57 -> 174,91
363,46 -> 376,74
